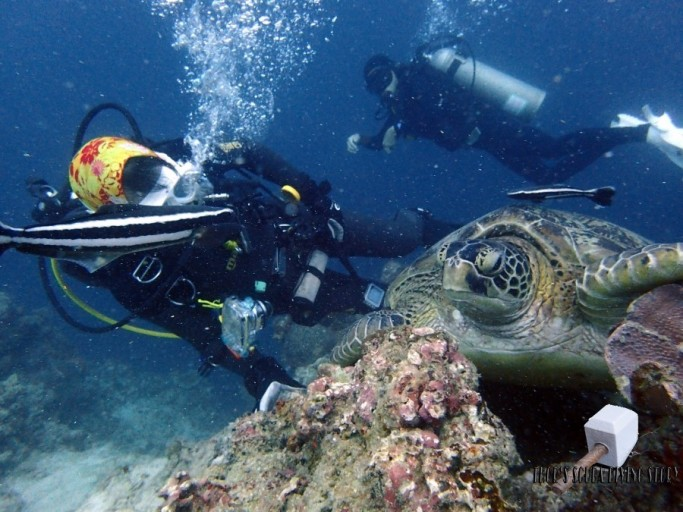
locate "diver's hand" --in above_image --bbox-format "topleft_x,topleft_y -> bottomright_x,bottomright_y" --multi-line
243,354 -> 305,407
346,133 -> 361,154
258,381 -> 306,412
311,195 -> 344,245
382,126 -> 397,153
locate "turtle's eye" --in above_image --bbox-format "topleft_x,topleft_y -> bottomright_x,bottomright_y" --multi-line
475,247 -> 504,276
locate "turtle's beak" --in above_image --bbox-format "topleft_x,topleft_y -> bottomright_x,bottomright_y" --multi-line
443,256 -> 522,324
443,257 -> 484,296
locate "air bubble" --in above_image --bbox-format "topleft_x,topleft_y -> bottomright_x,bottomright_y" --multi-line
152,0 -> 337,165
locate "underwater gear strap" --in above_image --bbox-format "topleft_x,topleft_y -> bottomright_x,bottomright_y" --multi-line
39,257 -> 143,334
39,239 -> 199,338
72,102 -> 145,155
338,254 -> 361,281
42,258 -> 180,338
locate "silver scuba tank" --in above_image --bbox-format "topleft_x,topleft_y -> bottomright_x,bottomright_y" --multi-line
292,249 -> 328,306
426,47 -> 546,122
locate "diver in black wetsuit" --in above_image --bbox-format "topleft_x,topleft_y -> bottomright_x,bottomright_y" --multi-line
30,106 -> 457,410
347,38 -> 683,184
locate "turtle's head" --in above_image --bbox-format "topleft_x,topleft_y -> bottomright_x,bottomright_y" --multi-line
442,240 -> 532,323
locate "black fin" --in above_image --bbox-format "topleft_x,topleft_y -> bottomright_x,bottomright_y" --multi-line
591,186 -> 616,206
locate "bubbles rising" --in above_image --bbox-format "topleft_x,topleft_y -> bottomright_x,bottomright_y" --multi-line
153,0 -> 336,165
414,0 -> 509,46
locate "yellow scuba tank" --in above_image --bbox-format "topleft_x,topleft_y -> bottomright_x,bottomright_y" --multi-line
421,42 -> 546,122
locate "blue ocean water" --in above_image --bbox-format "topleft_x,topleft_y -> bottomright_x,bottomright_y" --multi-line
0,0 -> 682,449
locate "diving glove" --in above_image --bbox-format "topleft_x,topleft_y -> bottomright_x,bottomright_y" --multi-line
346,133 -> 361,154
382,125 -> 397,153
612,105 -> 683,169
244,354 -> 304,408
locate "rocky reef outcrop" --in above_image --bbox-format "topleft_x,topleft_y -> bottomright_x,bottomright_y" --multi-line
157,326 -> 528,511
152,320 -> 683,512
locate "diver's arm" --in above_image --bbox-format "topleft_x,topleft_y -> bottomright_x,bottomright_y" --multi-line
148,302 -> 303,407
241,141 -> 323,203
350,117 -> 400,153
354,133 -> 383,151
215,140 -> 325,205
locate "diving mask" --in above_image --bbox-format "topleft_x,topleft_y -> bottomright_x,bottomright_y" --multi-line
123,155 -> 212,206
166,161 -> 211,205
221,297 -> 272,357
366,67 -> 396,96
163,159 -> 215,206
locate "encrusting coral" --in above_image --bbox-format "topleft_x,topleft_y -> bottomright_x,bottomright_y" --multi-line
158,325 -> 524,511
154,316 -> 683,511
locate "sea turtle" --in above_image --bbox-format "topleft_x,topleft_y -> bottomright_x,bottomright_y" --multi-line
332,205 -> 683,388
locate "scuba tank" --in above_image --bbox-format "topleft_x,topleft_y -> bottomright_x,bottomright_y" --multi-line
418,38 -> 546,122
292,249 -> 328,307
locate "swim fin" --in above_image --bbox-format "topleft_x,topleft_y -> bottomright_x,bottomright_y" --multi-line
612,105 -> 683,169
258,381 -> 306,412
642,105 -> 683,169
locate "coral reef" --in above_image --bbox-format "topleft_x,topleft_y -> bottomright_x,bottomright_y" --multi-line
151,322 -> 683,512
157,326 -> 525,511
606,283 -> 683,415
2,286 -> 680,510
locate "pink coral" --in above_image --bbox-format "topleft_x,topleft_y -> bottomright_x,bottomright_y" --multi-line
158,472 -> 235,511
356,383 -> 377,424
157,326 -> 521,511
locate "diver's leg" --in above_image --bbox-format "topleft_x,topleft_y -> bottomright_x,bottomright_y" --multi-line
342,209 -> 461,258
612,106 -> 683,170
473,121 -> 559,183
550,125 -> 649,181
475,121 -> 648,184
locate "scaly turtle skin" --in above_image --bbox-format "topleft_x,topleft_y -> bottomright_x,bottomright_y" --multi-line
332,206 -> 683,387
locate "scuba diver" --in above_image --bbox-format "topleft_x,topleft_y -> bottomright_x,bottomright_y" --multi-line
346,36 -> 683,185
7,103 -> 458,411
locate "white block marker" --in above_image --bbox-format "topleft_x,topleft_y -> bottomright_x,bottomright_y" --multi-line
552,404 -> 638,494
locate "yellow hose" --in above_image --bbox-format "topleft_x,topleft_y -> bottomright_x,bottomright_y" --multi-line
49,258 -> 180,339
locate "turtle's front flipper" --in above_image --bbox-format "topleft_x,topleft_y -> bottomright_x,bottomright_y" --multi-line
577,243 -> 683,330
331,311 -> 407,366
